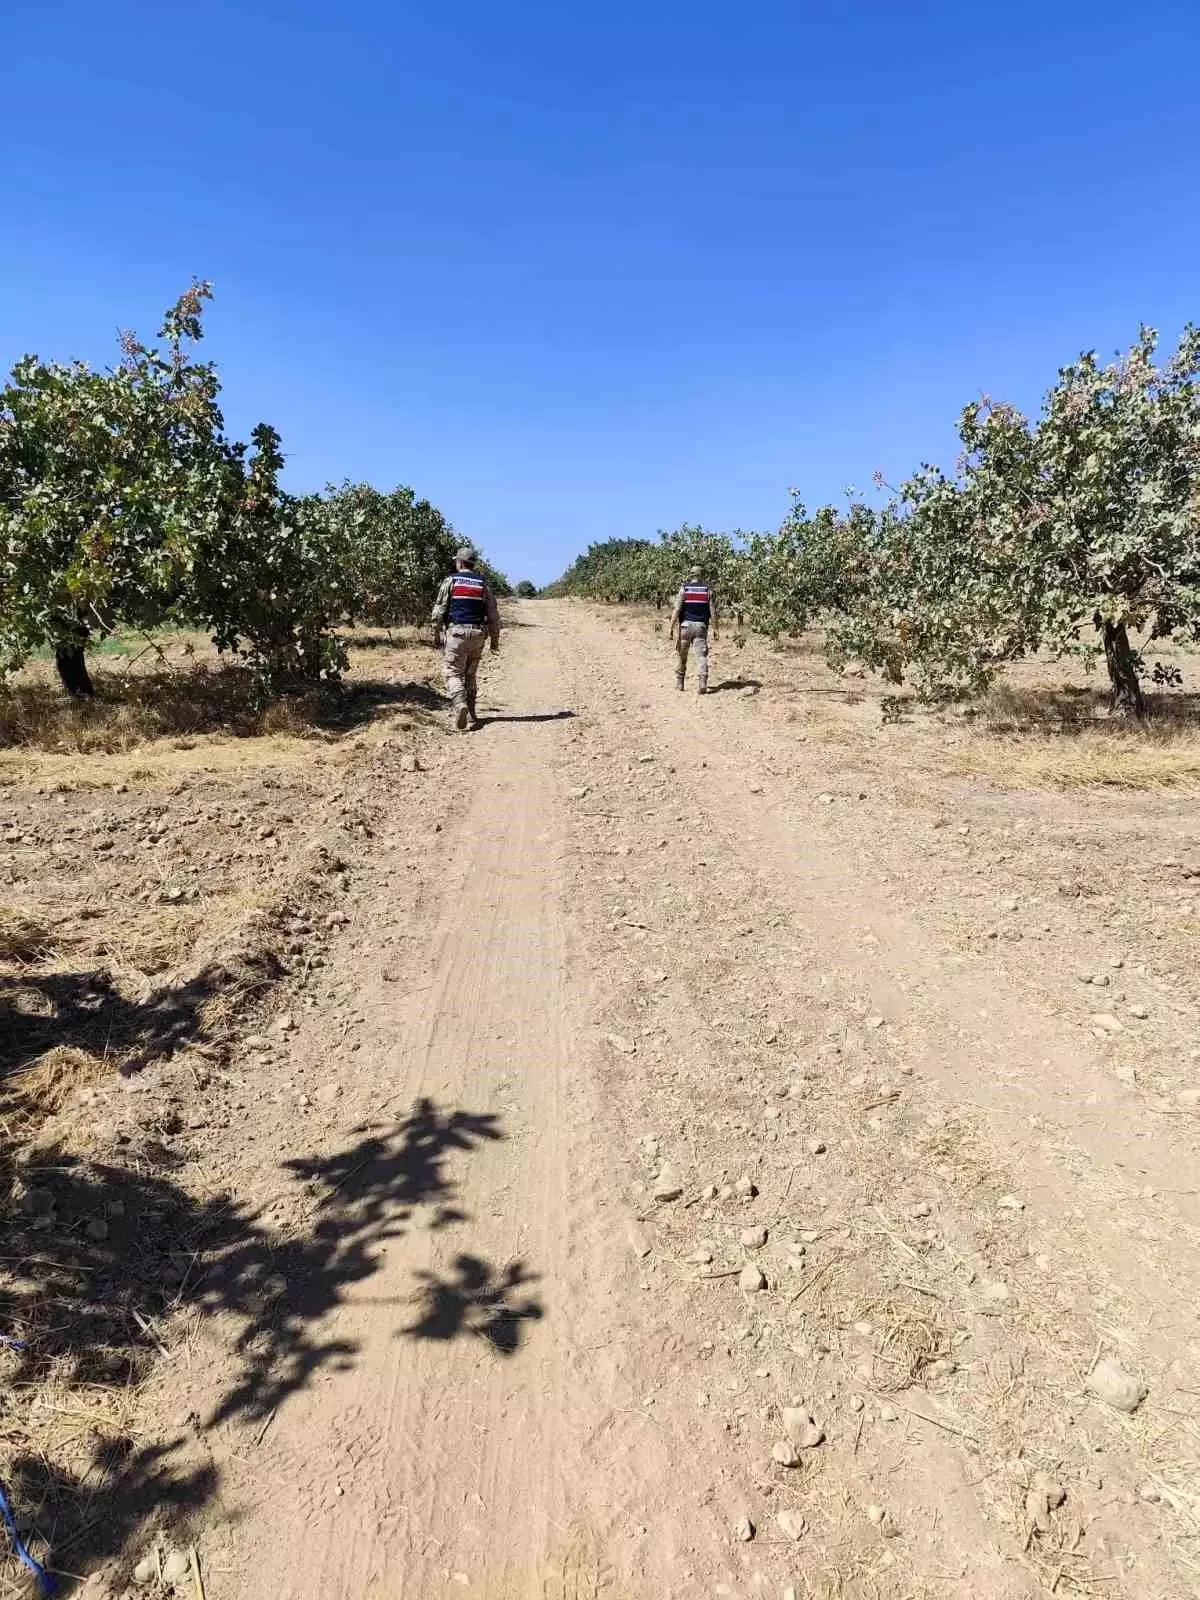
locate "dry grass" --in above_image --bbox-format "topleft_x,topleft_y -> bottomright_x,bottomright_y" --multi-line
0,908 -> 67,966
0,625 -> 439,761
917,1116 -> 995,1193
0,1048 -> 111,1134
0,1264 -> 178,1599
852,1286 -> 955,1394
782,702 -> 877,750
0,1361 -> 148,1531
87,906 -> 208,978
940,720 -> 1200,787
0,732 -> 335,791
942,736 -> 1200,791
72,894 -> 272,984
880,675 -> 1200,791
0,664 -> 333,754
2,834 -> 316,1154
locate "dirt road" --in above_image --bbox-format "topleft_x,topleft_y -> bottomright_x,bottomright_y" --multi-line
186,601 -> 1199,1600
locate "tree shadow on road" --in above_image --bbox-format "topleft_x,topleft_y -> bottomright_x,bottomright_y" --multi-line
1,1096 -> 543,1593
405,1255 -> 543,1355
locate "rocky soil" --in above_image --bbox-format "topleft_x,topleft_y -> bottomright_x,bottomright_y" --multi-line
3,605 -> 1199,1600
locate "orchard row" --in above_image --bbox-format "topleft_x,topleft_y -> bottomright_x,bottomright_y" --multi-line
554,327 -> 1200,715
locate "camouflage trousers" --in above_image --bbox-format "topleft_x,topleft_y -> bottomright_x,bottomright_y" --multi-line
675,621 -> 709,690
443,626 -> 487,715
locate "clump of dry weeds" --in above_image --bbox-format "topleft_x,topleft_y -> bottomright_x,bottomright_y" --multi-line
931,680 -> 1200,790
853,1285 -> 955,1393
0,908 -> 67,966
0,664 -> 327,754
943,729 -> 1200,791
917,1115 -> 995,1192
0,1048 -> 109,1134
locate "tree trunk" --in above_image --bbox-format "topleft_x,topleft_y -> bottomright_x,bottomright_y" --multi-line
54,642 -> 95,698
1102,620 -> 1145,718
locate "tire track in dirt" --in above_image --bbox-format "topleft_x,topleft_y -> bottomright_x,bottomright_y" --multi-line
209,621 -> 757,1600
216,663 -> 578,1598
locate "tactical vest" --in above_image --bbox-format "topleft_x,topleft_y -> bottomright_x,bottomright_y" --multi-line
447,573 -> 488,626
680,583 -> 711,623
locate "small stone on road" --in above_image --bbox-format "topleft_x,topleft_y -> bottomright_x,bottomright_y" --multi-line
1087,1355 -> 1147,1413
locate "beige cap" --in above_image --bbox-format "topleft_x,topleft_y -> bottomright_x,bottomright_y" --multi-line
455,546 -> 477,565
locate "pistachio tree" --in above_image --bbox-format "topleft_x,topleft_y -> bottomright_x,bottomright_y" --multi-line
762,327 -> 1200,713
953,326 -> 1200,714
1,285 -> 483,699
189,425 -> 355,687
323,481 -> 459,626
552,529 -> 749,611
0,283 -> 227,694
551,538 -> 669,603
744,501 -> 882,643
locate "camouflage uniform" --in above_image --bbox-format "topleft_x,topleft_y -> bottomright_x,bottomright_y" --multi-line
675,621 -> 709,690
432,561 -> 501,729
442,627 -> 488,716
670,579 -> 717,692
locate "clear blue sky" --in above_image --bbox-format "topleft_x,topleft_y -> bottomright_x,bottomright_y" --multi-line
3,0 -> 1197,585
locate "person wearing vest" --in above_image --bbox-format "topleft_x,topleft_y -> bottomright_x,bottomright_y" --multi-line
669,566 -> 718,693
431,547 -> 501,730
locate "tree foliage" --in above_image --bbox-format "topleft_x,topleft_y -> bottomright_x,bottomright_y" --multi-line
190,425 -> 357,686
554,327 -> 1200,716
0,286 -> 503,697
549,538 -> 664,602
550,527 -> 751,609
774,327 -> 1200,711
322,480 -> 459,628
0,283 -> 229,693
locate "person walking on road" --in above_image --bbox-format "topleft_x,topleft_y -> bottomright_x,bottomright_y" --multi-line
670,566 -> 718,693
432,547 -> 501,730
